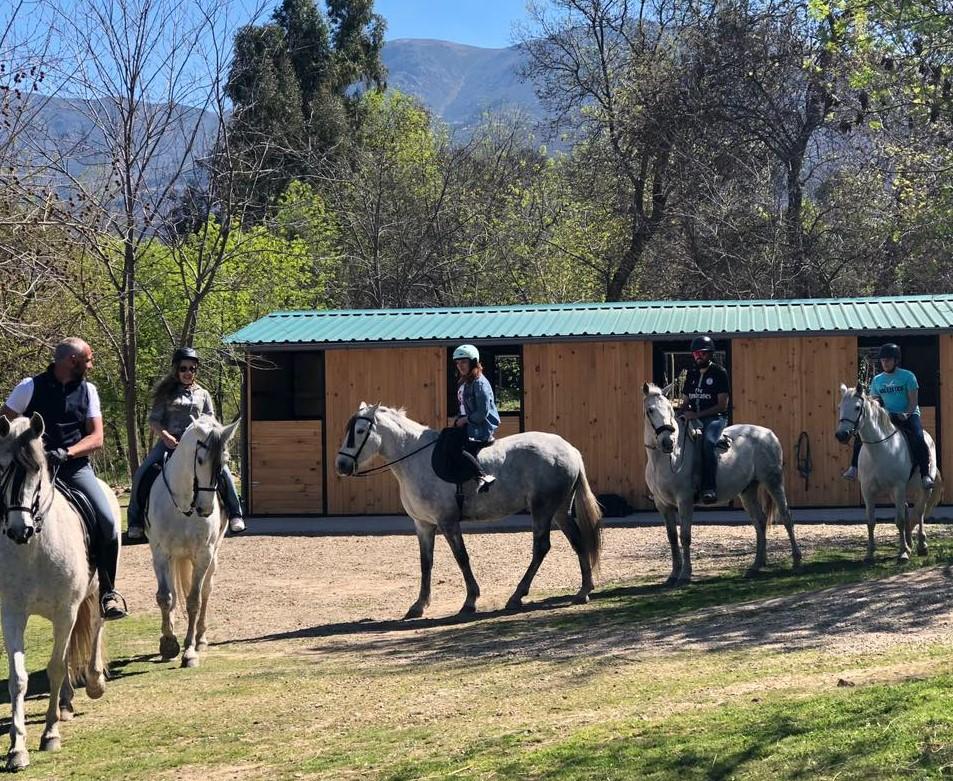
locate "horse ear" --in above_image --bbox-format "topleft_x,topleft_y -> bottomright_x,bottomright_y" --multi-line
0,416 -> 9,437
29,412 -> 44,438
221,418 -> 241,443
642,382 -> 650,396
358,400 -> 367,411
839,383 -> 848,396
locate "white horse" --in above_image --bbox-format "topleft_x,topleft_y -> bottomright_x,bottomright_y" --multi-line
642,383 -> 802,584
146,414 -> 240,668
835,384 -> 944,562
335,404 -> 602,618
0,414 -> 113,771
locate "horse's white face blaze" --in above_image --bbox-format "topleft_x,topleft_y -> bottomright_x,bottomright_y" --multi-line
835,386 -> 865,443
0,417 -> 44,544
643,389 -> 675,454
336,405 -> 382,476
179,419 -> 218,518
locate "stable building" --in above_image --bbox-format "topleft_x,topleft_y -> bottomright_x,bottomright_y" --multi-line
225,294 -> 953,517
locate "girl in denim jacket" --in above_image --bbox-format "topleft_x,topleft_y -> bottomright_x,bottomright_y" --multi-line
452,344 -> 500,491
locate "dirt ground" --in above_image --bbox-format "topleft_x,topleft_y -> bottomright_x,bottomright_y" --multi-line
118,522 -> 953,659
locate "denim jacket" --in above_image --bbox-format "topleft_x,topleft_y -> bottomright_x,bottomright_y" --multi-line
461,374 -> 500,441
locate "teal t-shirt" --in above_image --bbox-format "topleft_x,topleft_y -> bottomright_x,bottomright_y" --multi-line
870,368 -> 920,416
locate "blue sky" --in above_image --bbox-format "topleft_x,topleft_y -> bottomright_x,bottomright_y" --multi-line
373,0 -> 531,48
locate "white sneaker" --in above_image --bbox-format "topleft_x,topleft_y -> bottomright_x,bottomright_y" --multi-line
228,517 -> 246,534
842,466 -> 858,481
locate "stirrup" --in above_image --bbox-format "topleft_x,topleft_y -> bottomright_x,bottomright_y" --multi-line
125,524 -> 146,543
477,475 -> 496,493
100,591 -> 129,621
701,489 -> 718,505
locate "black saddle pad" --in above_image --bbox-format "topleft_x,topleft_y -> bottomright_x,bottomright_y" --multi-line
136,459 -> 165,523
431,428 -> 494,485
54,478 -> 97,555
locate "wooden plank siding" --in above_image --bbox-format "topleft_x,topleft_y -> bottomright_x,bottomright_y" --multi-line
941,335 -> 953,484
523,341 -> 654,510
732,336 -> 858,507
325,347 -> 447,514
250,420 -> 324,514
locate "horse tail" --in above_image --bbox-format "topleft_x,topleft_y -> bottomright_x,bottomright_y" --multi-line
573,463 -> 603,576
173,557 -> 194,612
758,483 -> 778,528
927,470 -> 944,519
67,589 -> 106,686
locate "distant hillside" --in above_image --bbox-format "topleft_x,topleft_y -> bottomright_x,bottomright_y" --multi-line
381,39 -> 546,131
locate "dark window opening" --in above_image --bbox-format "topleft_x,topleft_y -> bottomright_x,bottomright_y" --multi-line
447,345 -> 523,417
652,339 -> 732,413
250,351 -> 325,421
858,335 -> 938,407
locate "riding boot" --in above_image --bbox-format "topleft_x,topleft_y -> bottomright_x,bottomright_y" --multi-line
95,538 -> 128,620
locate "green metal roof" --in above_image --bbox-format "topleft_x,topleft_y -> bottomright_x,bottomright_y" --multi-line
224,294 -> 953,348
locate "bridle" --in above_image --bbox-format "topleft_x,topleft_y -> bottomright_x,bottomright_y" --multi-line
161,437 -> 220,517
338,412 -> 437,478
644,402 -> 689,474
839,395 -> 900,445
0,456 -> 55,536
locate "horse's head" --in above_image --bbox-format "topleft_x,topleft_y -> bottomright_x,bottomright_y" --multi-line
336,402 -> 382,476
0,413 -> 48,544
642,383 -> 677,455
176,415 -> 241,518
835,383 -> 866,443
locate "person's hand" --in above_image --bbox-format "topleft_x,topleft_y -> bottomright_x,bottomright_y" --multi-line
46,448 -> 69,466
161,432 -> 179,448
454,416 -> 469,428
894,412 -> 910,423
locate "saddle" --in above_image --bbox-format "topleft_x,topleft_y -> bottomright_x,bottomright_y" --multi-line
53,478 -> 96,561
431,427 -> 494,485
136,455 -> 168,527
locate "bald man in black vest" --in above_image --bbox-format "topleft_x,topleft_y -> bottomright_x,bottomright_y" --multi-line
2,338 -> 128,620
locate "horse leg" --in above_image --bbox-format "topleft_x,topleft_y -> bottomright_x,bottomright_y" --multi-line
182,552 -> 212,668
404,521 -> 437,620
507,501 -> 554,610
196,554 -> 217,651
766,481 -> 801,570
862,494 -> 877,563
895,485 -> 911,562
152,550 -> 179,660
916,500 -> 929,557
555,492 -> 595,604
439,518 -> 481,614
40,608 -> 76,753
84,602 -> 107,700
660,504 -> 682,586
738,485 -> 768,577
58,676 -> 75,722
676,499 -> 694,584
3,609 -> 30,771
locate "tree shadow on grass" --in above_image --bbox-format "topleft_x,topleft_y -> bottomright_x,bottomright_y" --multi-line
225,546 -> 953,673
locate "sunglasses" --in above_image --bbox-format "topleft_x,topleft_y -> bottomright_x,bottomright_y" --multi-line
691,350 -> 711,360
178,365 -> 198,374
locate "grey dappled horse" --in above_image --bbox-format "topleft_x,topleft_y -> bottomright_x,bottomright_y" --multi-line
642,383 -> 801,584
835,384 -> 944,562
335,403 -> 602,618
147,414 -> 240,668
0,414 -> 113,771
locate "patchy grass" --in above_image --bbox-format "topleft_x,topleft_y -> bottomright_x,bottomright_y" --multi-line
3,540 -> 953,780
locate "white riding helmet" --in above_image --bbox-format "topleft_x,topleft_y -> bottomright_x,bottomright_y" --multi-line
453,344 -> 480,361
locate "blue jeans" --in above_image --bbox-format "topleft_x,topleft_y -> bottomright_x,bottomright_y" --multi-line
58,461 -> 120,594
700,416 -> 727,492
128,442 -> 243,528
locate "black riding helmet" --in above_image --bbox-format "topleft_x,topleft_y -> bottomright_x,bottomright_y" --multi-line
878,343 -> 901,361
172,346 -> 199,365
690,335 -> 715,353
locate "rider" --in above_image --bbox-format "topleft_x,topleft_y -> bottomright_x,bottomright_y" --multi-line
452,344 -> 500,492
1,338 -> 128,620
842,343 -> 934,489
126,347 -> 245,541
679,336 -> 730,505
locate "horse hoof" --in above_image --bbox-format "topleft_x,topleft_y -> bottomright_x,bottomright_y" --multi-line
197,638 -> 209,651
676,576 -> 692,586
744,567 -> 763,579
458,604 -> 477,616
664,575 -> 679,587
898,553 -> 911,564
6,750 -> 29,772
917,545 -> 929,557
505,597 -> 523,611
159,636 -> 180,660
85,675 -> 105,700
181,654 -> 200,669
59,704 -> 75,722
863,555 -> 876,565
39,736 -> 60,753
572,591 -> 591,605
402,604 -> 425,621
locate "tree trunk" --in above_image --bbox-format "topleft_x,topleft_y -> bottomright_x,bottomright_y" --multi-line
122,234 -> 140,475
785,157 -> 810,297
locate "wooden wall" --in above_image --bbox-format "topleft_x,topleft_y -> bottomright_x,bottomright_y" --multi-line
250,420 -> 324,514
941,335 -> 953,486
325,347 -> 447,514
732,336 -> 858,507
523,341 -> 654,509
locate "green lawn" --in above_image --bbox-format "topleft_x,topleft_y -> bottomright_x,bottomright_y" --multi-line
5,543 -> 953,780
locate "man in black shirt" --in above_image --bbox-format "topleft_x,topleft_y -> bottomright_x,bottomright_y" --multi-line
680,336 -> 730,504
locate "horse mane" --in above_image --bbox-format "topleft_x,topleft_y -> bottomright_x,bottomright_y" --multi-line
190,414 -> 227,474
644,383 -> 665,398
864,393 -> 894,429
3,418 -> 45,473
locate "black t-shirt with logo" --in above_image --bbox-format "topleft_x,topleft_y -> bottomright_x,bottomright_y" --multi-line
684,362 -> 730,417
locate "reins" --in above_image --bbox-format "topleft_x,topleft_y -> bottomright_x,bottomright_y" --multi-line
160,437 -> 220,517
839,399 -> 901,445
338,413 -> 437,477
0,457 -> 56,535
644,405 -> 690,474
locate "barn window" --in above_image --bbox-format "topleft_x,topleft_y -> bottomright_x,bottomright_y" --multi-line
652,340 -> 730,401
250,351 -> 325,420
447,345 -> 523,417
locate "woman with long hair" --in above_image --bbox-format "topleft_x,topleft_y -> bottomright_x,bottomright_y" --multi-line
451,344 -> 500,492
126,347 -> 244,541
